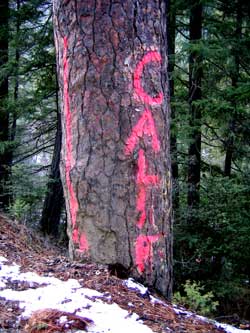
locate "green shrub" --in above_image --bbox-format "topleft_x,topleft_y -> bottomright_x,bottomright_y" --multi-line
9,198 -> 30,221
173,280 -> 219,317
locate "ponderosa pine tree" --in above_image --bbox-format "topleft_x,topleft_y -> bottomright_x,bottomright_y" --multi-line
53,0 -> 172,297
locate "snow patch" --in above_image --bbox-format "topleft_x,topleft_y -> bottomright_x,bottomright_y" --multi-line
0,256 -> 153,333
124,278 -> 250,333
1,257 -> 249,333
125,278 -> 148,294
216,323 -> 250,333
0,256 -> 8,262
173,305 -> 250,333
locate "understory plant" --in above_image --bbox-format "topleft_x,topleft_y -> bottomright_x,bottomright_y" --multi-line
173,280 -> 219,317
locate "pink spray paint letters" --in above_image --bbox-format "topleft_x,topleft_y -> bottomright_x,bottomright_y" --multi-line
136,149 -> 159,229
133,51 -> 163,106
125,51 -> 163,273
135,234 -> 161,274
63,37 -> 89,253
124,109 -> 160,156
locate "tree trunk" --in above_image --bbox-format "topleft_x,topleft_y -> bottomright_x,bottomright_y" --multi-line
11,0 -> 20,145
224,0 -> 242,177
187,1 -> 202,219
40,86 -> 64,237
53,0 -> 172,297
7,0 -> 20,207
224,121 -> 235,177
167,0 -> 179,218
0,0 -> 10,210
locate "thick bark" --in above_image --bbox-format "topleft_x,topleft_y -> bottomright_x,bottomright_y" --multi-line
53,0 -> 172,297
187,1 -> 202,217
0,0 -> 10,210
40,88 -> 64,237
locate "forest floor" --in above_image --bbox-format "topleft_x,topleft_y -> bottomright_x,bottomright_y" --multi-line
0,212 -> 249,333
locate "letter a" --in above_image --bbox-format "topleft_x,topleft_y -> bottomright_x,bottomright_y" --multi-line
124,109 -> 160,156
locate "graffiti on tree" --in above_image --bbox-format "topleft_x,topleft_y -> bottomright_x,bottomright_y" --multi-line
62,39 -> 164,264
135,234 -> 161,274
63,37 -> 89,253
125,51 -> 163,273
136,149 -> 160,229
124,109 -> 160,156
134,51 -> 163,106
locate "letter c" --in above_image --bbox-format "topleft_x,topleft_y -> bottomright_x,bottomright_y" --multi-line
133,51 -> 163,106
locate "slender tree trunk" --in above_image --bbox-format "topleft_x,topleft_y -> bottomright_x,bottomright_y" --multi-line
53,0 -> 172,297
224,120 -> 235,177
224,0 -> 242,177
40,80 -> 64,237
167,0 -> 179,218
7,0 -> 20,206
187,1 -> 202,220
11,0 -> 20,144
0,0 -> 10,210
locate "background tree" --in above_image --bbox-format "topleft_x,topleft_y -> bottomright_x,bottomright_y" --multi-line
173,0 -> 250,319
0,0 -> 10,209
40,94 -> 64,237
187,0 -> 202,222
167,0 -> 179,217
6,0 -> 64,233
